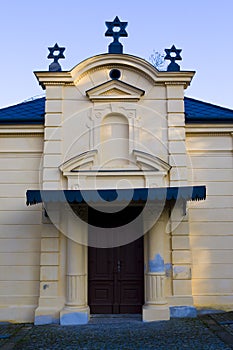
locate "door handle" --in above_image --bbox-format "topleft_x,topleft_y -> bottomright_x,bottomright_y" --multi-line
117,260 -> 121,273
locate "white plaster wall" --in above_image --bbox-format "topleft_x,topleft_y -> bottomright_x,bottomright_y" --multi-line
0,133 -> 43,322
187,132 -> 233,310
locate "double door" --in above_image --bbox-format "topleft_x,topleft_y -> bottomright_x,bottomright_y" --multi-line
88,237 -> 144,314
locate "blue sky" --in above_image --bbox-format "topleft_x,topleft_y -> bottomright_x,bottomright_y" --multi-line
0,0 -> 232,109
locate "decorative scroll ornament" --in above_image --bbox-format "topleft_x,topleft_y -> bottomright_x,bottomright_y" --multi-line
47,43 -> 65,72
105,16 -> 128,54
164,45 -> 182,71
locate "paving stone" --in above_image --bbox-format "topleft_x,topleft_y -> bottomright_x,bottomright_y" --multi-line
211,311 -> 233,337
0,324 -> 23,349
0,314 -> 232,350
200,312 -> 233,349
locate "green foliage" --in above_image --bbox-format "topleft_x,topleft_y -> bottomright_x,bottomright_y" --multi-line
149,50 -> 166,70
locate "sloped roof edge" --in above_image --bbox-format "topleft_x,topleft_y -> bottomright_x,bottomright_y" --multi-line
0,97 -> 45,124
184,97 -> 233,123
0,96 -> 233,125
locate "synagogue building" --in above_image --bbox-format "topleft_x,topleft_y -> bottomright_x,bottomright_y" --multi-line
0,18 -> 232,325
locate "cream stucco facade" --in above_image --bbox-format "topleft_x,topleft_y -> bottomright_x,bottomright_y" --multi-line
0,51 -> 232,324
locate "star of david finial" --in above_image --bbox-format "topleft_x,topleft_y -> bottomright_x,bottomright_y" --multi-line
47,43 -> 65,72
164,45 -> 182,71
105,16 -> 128,54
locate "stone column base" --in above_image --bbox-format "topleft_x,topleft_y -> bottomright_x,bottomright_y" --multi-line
142,304 -> 170,322
60,306 -> 90,325
35,306 -> 61,325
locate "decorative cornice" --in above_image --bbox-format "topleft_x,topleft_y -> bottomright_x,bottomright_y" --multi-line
41,82 -> 74,86
0,132 -> 43,137
34,71 -> 74,90
70,54 -> 195,88
164,82 -> 187,86
186,132 -> 230,137
0,126 -> 44,137
0,125 -> 43,129
34,54 -> 195,92
186,125 -> 233,134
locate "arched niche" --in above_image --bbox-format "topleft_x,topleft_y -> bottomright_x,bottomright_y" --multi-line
100,113 -> 129,167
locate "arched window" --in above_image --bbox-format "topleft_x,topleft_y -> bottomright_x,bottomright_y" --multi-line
100,114 -> 129,167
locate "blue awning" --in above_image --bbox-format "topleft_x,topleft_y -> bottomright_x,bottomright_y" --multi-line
26,186 -> 206,206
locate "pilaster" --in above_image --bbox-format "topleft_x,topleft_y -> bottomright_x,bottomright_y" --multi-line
169,205 -> 195,312
60,207 -> 89,325
143,214 -> 170,321
166,83 -> 188,187
165,82 -> 196,315
43,86 -> 63,190
34,223 -> 64,325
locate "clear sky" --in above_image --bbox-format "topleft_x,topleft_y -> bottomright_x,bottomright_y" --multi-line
0,0 -> 232,109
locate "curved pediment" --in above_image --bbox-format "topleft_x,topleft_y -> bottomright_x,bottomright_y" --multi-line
69,54 -> 194,89
60,149 -> 171,174
133,149 -> 171,173
59,150 -> 97,173
86,79 -> 145,102
34,53 -> 195,91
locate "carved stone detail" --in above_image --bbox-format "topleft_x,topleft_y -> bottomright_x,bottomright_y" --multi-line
75,64 -> 155,85
88,104 -> 138,153
145,272 -> 167,305
66,274 -> 86,306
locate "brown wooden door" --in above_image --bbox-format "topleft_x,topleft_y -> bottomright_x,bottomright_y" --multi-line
88,236 -> 144,314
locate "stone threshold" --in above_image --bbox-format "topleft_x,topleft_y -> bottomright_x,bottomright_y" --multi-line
90,314 -> 142,319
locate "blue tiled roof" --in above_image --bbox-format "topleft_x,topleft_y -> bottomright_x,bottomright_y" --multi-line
184,97 -> 233,123
0,96 -> 232,124
0,97 -> 45,124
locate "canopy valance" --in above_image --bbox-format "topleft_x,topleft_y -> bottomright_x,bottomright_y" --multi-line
26,186 -> 206,206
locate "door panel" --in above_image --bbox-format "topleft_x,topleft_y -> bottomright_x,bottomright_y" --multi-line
88,247 -> 115,313
89,247 -> 114,280
88,236 -> 144,314
89,281 -> 114,313
119,281 -> 143,313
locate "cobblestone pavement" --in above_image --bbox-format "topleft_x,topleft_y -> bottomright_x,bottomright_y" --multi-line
0,312 -> 233,350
